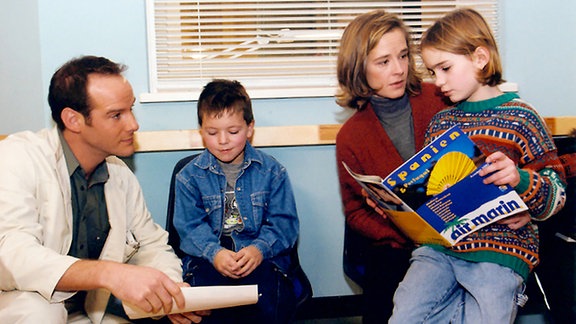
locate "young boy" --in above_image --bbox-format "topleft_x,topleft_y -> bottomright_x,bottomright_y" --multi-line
173,79 -> 300,323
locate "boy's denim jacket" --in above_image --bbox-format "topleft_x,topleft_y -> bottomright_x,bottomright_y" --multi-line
173,142 -> 299,273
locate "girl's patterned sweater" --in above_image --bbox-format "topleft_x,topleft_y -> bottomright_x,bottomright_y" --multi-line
426,92 -> 566,280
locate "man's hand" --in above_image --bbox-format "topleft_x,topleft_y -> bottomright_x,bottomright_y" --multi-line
56,260 -> 186,315
166,282 -> 211,323
104,263 -> 185,315
168,310 -> 211,324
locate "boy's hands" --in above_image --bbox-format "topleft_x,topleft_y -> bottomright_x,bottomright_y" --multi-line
213,246 -> 263,278
214,249 -> 242,278
235,245 -> 263,277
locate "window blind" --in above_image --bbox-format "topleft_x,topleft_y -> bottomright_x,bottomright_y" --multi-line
144,0 -> 498,101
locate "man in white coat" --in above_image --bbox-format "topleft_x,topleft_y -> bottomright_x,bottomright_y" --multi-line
0,56 -> 207,323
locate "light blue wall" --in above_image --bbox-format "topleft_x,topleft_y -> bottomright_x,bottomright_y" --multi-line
500,0 -> 576,116
0,0 -> 574,297
0,0 -> 44,133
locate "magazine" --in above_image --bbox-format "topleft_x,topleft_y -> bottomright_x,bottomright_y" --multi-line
343,125 -> 528,246
123,285 -> 259,319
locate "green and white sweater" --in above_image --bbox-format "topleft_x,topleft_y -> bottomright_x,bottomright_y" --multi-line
426,92 -> 566,280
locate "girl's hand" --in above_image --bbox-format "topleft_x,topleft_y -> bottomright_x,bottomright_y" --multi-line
478,151 -> 520,187
497,213 -> 531,230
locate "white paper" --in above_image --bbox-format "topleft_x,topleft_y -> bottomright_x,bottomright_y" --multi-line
123,285 -> 259,319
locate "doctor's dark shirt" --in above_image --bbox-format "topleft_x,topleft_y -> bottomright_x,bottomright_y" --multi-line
60,132 -> 110,312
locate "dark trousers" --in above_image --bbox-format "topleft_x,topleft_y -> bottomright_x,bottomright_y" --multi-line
361,245 -> 412,324
182,256 -> 296,324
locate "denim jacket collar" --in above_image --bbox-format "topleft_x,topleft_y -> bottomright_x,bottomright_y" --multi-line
194,141 -> 263,174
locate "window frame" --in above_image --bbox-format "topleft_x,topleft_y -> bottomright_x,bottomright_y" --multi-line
142,0 -> 501,102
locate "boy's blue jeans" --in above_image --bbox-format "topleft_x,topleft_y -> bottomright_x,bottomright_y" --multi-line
389,246 -> 524,324
182,255 -> 296,324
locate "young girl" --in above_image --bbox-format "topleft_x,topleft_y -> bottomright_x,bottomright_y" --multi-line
388,8 -> 566,323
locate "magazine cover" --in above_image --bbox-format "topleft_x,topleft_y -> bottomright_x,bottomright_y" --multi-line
343,125 -> 528,246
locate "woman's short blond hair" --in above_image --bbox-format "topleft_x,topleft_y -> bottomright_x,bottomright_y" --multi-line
335,10 -> 422,110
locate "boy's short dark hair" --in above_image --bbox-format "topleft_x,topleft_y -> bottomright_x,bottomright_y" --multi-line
197,79 -> 254,126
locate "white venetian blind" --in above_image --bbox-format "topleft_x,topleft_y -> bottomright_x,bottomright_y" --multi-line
143,0 -> 498,101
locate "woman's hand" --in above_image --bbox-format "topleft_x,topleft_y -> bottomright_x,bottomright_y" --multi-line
362,188 -> 387,218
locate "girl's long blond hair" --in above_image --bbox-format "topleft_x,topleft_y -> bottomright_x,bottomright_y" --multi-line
420,8 -> 504,86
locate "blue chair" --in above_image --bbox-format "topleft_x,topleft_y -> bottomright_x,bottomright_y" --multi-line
342,224 -> 368,288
